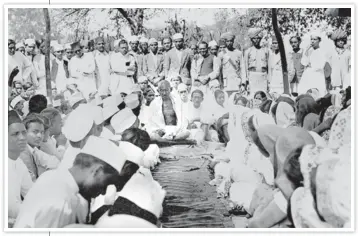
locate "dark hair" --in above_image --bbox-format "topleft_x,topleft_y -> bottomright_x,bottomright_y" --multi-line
289,36 -> 302,43
295,97 -> 318,126
23,113 -> 45,130
115,160 -> 139,191
283,147 -> 304,189
121,128 -> 151,151
118,39 -> 128,46
73,153 -> 119,175
29,94 -> 47,114
8,39 -> 15,46
191,89 -> 204,98
259,100 -> 273,114
254,91 -> 267,100
234,95 -> 248,106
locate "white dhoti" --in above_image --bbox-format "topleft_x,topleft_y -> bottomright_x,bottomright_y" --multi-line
298,68 -> 326,97
77,74 -> 97,99
248,71 -> 268,97
269,70 -> 284,94
109,73 -> 134,95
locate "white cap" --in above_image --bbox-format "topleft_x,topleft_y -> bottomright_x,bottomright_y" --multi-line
117,168 -> 166,218
65,43 -> 72,50
90,95 -> 104,106
81,136 -> 127,174
111,107 -> 137,134
16,42 -> 25,49
177,83 -> 188,92
62,105 -> 95,142
10,95 -> 25,109
119,141 -> 144,166
148,38 -> 158,45
102,104 -> 120,121
53,44 -> 64,52
129,35 -> 139,42
139,37 -> 148,44
208,40 -> 218,48
137,76 -> 148,83
124,93 -> 140,109
90,104 -> 104,125
68,92 -> 86,108
24,39 -> 36,46
102,94 -> 123,108
173,33 -> 184,40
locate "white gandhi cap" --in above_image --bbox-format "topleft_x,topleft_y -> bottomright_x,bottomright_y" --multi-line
81,136 -> 127,174
173,33 -> 184,40
10,95 -> 25,109
110,107 -> 137,134
119,141 -> 144,166
124,93 -> 140,109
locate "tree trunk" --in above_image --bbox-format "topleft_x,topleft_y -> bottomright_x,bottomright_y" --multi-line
271,8 -> 290,94
43,8 -> 52,104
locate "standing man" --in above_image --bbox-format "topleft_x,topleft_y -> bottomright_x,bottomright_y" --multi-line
8,111 -> 33,227
69,41 -> 97,99
328,29 -> 351,91
142,38 -> 165,86
93,37 -> 111,96
23,39 -> 38,87
128,36 -> 141,82
109,39 -> 136,95
164,33 -> 191,85
64,43 -> 74,62
191,41 -> 220,93
244,28 -> 270,97
33,41 -> 50,95
268,36 -> 294,94
138,37 -> 150,77
51,44 -> 70,94
287,36 -> 305,94
8,39 -> 33,85
218,32 -> 246,92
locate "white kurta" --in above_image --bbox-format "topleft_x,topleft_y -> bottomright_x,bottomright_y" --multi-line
69,53 -> 97,99
298,47 -> 327,97
8,158 -> 33,223
54,58 -> 68,93
328,48 -> 350,88
33,54 -> 48,95
93,50 -> 111,95
14,169 -> 88,228
109,52 -> 136,95
8,52 -> 33,84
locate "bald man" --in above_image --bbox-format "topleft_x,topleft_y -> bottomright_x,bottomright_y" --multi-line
147,80 -> 190,141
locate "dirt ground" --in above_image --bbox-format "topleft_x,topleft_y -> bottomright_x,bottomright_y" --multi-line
152,155 -> 242,228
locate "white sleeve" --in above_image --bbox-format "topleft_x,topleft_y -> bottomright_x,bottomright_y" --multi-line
273,191 -> 288,213
34,149 -> 60,170
19,159 -> 33,197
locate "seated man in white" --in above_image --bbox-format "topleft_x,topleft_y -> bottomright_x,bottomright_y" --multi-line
147,80 -> 190,141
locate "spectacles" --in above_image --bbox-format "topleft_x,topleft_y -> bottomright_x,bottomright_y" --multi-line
75,49 -> 82,53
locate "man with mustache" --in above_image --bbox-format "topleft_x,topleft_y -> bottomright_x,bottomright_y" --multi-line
93,37 -> 111,96
8,111 -> 33,227
18,114 -> 60,182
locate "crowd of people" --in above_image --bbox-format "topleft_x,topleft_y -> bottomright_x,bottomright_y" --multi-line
8,24 -> 351,228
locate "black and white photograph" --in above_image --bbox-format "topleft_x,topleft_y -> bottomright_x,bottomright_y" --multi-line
6,5 -> 353,230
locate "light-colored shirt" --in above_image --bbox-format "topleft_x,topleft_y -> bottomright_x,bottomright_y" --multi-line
40,136 -> 65,161
8,51 -> 33,84
14,169 -> 88,228
69,53 -> 96,79
8,158 -> 33,222
93,50 -> 111,95
59,145 -> 81,170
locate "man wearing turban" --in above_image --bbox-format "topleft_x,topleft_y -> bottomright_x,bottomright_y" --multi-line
217,32 -> 246,92
244,28 -> 270,97
328,29 -> 350,90
142,38 -> 165,86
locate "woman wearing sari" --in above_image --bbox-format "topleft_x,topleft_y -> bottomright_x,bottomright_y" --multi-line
285,145 -> 350,228
247,126 -> 318,228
